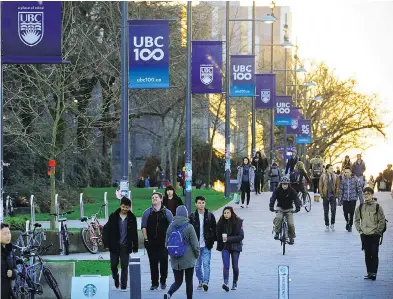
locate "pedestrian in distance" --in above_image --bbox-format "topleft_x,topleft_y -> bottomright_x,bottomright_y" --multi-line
367,175 -> 376,191
188,196 -> 217,292
216,206 -> 244,292
252,151 -> 268,194
289,161 -> 311,204
164,206 -> 199,299
319,164 -> 340,232
338,167 -> 364,232
102,197 -> 138,291
382,164 -> 393,192
141,191 -> 174,290
342,155 -> 351,171
268,162 -> 281,192
352,154 -> 366,187
285,150 -> 300,175
270,177 -> 301,245
156,165 -> 165,189
237,157 -> 255,208
354,187 -> 387,281
1,223 -> 17,299
310,155 -> 324,201
163,185 -> 184,217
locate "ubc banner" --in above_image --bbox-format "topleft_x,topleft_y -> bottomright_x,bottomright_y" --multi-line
296,119 -> 312,144
274,96 -> 292,126
128,20 -> 169,89
191,41 -> 223,93
1,1 -> 63,64
255,74 -> 276,109
286,107 -> 303,134
230,55 -> 255,97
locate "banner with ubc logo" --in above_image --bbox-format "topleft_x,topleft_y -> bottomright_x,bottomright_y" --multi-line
296,119 -> 312,144
285,107 -> 303,134
1,1 -> 63,64
255,74 -> 276,109
128,20 -> 170,89
229,55 -> 255,97
191,41 -> 223,94
274,96 -> 292,126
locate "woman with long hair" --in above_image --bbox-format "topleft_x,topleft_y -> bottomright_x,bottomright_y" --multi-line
236,157 -> 255,208
216,206 -> 244,292
163,185 -> 184,216
342,155 -> 351,171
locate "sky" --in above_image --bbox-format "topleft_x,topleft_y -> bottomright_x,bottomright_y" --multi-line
239,0 -> 393,177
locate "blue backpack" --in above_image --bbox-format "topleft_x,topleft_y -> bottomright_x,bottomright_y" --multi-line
167,222 -> 189,257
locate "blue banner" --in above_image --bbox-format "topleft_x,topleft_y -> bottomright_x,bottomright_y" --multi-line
255,74 -> 276,109
286,107 -> 302,134
296,119 -> 312,144
230,55 -> 255,97
191,41 -> 223,93
274,96 -> 292,126
128,20 -> 170,89
1,1 -> 63,64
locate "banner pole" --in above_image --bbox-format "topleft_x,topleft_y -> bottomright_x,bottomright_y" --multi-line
251,0 -> 256,158
0,1 -> 4,223
224,1 -> 231,198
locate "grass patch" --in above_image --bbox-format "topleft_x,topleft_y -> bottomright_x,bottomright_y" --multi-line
34,188 -> 231,221
47,260 -> 111,277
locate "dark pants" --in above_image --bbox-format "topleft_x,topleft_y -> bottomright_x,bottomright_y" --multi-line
386,182 -> 392,192
254,174 -> 262,193
146,246 -> 168,286
323,197 -> 337,226
270,182 -> 279,192
241,182 -> 251,205
362,234 -> 380,275
110,246 -> 129,288
168,267 -> 194,299
222,249 -> 240,284
312,178 -> 320,193
343,201 -> 357,226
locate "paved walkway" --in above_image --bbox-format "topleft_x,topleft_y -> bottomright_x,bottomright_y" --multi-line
84,191 -> 393,299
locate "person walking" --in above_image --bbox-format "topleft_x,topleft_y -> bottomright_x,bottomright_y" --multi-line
319,164 -> 340,232
342,155 -> 351,171
1,223 -> 17,299
375,172 -> 385,191
354,187 -> 386,281
285,150 -> 299,175
290,161 -> 311,204
156,165 -> 165,189
142,191 -> 174,290
163,185 -> 184,217
164,206 -> 199,299
188,196 -> 217,292
352,154 -> 366,187
252,151 -> 268,194
310,155 -> 324,201
367,175 -> 376,191
382,164 -> 393,192
237,157 -> 255,208
103,197 -> 139,291
216,206 -> 244,292
338,167 -> 364,232
268,162 -> 281,192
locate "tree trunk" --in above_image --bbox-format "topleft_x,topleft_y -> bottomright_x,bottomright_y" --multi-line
160,116 -> 167,175
50,169 -> 56,230
168,145 -> 173,185
172,105 -> 186,191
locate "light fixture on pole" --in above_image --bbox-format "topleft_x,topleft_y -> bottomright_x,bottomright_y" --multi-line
261,14 -> 276,24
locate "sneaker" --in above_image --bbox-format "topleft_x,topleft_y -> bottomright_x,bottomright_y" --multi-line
288,238 -> 295,245
241,205 -> 244,208
160,283 -> 167,290
114,276 -> 119,289
274,233 -> 279,240
348,226 -> 352,232
150,285 -> 158,291
202,283 -> 208,291
222,283 -> 230,292
325,226 -> 329,232
164,294 -> 171,299
197,282 -> 203,291
120,288 -> 127,292
330,224 -> 335,232
364,274 -> 372,279
231,282 -> 237,290
370,275 -> 376,281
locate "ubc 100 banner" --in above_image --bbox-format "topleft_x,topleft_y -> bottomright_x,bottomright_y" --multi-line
128,20 -> 170,89
1,1 -> 63,64
191,41 -> 223,94
230,55 -> 255,97
274,96 -> 292,126
296,119 -> 312,144
255,74 -> 276,109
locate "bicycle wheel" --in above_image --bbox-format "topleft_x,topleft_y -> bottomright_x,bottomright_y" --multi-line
282,221 -> 287,255
43,267 -> 63,299
80,227 -> 99,254
304,192 -> 312,212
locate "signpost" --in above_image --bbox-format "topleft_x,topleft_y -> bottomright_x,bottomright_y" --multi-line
278,265 -> 289,299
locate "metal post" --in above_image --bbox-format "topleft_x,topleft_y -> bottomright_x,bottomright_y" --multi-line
120,1 -> 129,197
269,8 -> 275,165
184,1 -> 192,215
104,192 -> 108,220
129,257 -> 142,299
294,42 -> 298,155
30,195 -> 35,224
0,3 -> 3,223
79,193 -> 84,218
224,1 -> 231,198
283,48 -> 287,167
5,197 -> 9,217
251,0 -> 256,158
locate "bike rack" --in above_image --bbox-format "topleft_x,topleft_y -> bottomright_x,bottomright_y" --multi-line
54,194 -> 64,256
80,193 -> 84,218
30,195 -> 35,225
104,192 -> 108,220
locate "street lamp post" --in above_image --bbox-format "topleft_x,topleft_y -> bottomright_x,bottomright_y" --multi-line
269,1 -> 276,165
251,0 -> 256,158
225,1 -> 231,198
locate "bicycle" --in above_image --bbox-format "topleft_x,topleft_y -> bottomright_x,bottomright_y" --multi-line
13,243 -> 63,299
49,210 -> 74,255
297,191 -> 312,212
80,204 -> 106,254
273,210 -> 295,255
13,223 -> 46,255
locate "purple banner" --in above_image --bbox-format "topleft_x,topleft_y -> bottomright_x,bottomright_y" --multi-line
274,96 -> 292,126
296,119 -> 312,144
255,74 -> 276,109
191,41 -> 223,93
1,1 -> 63,64
230,55 -> 255,97
286,107 -> 303,134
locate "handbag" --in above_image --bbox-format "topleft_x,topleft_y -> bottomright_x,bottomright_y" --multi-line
233,193 -> 240,204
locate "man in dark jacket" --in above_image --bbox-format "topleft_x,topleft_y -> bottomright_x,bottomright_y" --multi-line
1,223 -> 17,299
270,177 -> 301,245
285,150 -> 299,175
141,191 -> 173,290
189,196 -> 216,291
103,197 -> 138,291
382,164 -> 393,192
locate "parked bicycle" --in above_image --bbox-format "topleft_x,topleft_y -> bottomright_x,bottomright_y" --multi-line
13,223 -> 46,255
49,210 -> 74,255
273,210 -> 296,255
80,204 -> 106,254
297,191 -> 312,212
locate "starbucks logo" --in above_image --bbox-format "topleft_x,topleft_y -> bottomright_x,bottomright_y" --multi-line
83,284 -> 97,297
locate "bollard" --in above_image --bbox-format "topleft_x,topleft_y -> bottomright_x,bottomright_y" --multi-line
30,195 -> 35,225
80,193 -> 84,218
25,220 -> 30,233
55,194 -> 60,222
278,265 -> 289,299
129,257 -> 141,299
104,192 -> 108,220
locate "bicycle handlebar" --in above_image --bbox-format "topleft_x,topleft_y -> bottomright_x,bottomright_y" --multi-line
49,210 -> 74,217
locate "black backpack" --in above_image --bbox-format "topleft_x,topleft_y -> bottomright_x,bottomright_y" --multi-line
359,203 -> 388,245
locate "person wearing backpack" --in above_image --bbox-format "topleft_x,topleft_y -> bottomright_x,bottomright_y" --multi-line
141,191 -> 174,291
310,155 -> 324,201
236,157 -> 255,208
290,161 -> 311,204
285,150 -> 299,175
354,187 -> 387,281
164,206 -> 199,299
268,162 -> 281,192
102,197 -> 138,291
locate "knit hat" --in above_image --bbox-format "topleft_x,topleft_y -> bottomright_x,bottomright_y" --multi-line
176,205 -> 188,217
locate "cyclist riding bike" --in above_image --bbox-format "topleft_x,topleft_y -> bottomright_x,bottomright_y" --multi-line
269,177 -> 301,245
290,161 -> 311,204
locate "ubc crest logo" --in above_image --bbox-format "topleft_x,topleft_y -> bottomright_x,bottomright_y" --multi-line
291,119 -> 298,129
200,66 -> 213,85
18,12 -> 44,47
261,90 -> 270,103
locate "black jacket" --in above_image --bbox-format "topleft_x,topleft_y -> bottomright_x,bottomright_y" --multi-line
285,156 -> 299,174
252,158 -> 268,174
103,209 -> 138,253
163,195 -> 184,216
189,209 -> 217,250
216,217 -> 244,252
1,243 -> 17,299
269,186 -> 300,210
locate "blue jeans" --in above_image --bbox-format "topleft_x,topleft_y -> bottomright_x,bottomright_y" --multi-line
195,247 -> 211,284
222,249 -> 240,284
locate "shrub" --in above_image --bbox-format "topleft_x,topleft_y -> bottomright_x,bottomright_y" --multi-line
3,216 -> 29,231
